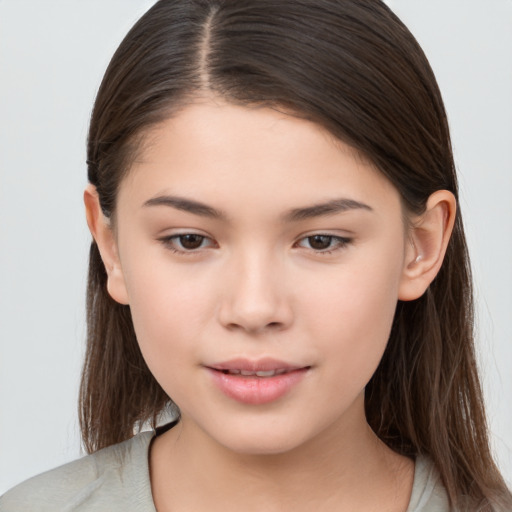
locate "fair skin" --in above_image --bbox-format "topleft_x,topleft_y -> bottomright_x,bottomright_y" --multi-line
85,99 -> 456,512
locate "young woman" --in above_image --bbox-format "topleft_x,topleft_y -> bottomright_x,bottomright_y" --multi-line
2,1 -> 511,510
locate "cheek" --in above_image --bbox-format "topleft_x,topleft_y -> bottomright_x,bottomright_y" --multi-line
121,256 -> 215,377
303,250 -> 402,328
299,247 -> 404,380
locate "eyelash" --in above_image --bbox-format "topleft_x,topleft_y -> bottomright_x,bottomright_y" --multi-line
294,234 -> 352,254
158,233 -> 352,256
158,233 -> 216,254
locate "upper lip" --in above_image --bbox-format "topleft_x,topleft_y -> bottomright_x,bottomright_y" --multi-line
206,357 -> 308,373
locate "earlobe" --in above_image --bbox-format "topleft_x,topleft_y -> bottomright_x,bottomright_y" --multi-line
84,185 -> 129,305
398,190 -> 456,301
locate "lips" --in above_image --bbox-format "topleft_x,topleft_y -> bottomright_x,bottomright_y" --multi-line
206,358 -> 310,405
219,368 -> 290,377
208,357 -> 305,373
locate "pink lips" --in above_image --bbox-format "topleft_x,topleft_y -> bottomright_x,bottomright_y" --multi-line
206,358 -> 309,405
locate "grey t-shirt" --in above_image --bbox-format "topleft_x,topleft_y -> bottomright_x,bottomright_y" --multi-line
0,429 -> 449,511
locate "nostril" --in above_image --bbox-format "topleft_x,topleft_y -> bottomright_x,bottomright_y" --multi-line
217,294 -> 293,333
224,320 -> 284,333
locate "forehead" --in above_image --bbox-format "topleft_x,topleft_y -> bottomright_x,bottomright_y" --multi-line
119,99 -> 401,218
135,99 -> 362,169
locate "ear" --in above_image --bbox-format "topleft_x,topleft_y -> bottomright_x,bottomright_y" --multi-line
398,190 -> 456,301
84,184 -> 129,305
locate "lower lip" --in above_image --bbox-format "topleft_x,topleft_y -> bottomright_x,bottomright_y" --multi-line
207,368 -> 309,405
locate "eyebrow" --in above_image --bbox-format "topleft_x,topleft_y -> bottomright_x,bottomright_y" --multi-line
143,195 -> 227,219
142,195 -> 373,222
283,198 -> 373,222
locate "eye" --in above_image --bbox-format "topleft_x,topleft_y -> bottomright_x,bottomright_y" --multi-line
296,234 -> 351,253
158,233 -> 216,253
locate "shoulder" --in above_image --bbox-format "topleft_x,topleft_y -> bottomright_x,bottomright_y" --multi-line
407,455 -> 450,512
0,431 -> 156,512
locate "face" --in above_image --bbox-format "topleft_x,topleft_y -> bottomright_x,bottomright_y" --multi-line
109,100 -> 412,455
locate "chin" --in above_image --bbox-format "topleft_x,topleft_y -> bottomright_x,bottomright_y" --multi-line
222,433 -> 306,456
202,414 -> 322,457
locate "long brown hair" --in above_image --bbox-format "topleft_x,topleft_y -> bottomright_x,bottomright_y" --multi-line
80,1 -> 512,509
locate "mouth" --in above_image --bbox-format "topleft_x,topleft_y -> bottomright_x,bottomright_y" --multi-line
215,368 -> 298,377
207,357 -> 310,377
205,358 -> 310,404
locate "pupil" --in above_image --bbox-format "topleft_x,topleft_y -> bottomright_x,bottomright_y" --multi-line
180,234 -> 204,249
309,235 -> 332,250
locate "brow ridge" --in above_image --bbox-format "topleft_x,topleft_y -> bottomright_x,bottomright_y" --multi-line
284,198 -> 373,222
143,195 -> 226,219
143,195 -> 372,222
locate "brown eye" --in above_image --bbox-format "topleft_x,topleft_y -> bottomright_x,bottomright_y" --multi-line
178,234 -> 205,250
296,234 -> 352,254
159,233 -> 215,254
307,235 -> 333,250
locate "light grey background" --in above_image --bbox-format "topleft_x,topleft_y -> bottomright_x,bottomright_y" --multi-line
1,0 -> 511,494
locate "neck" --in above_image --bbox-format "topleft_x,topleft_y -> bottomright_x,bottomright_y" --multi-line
149,398 -> 414,512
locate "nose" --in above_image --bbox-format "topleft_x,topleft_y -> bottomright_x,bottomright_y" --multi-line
217,251 -> 294,334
